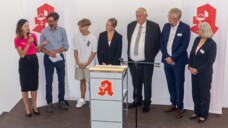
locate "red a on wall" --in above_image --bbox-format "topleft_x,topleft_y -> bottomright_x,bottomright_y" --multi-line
33,3 -> 54,33
98,80 -> 114,96
191,4 -> 218,34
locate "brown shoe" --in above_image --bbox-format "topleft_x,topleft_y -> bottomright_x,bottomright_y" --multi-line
163,105 -> 177,112
176,110 -> 184,118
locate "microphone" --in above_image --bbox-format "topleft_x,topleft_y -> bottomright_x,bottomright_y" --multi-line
28,33 -> 37,46
119,58 -> 124,64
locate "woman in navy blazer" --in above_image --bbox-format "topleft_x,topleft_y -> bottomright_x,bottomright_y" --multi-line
188,22 -> 217,123
97,18 -> 122,65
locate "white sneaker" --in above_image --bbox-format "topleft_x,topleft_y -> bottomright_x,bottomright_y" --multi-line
76,98 -> 86,108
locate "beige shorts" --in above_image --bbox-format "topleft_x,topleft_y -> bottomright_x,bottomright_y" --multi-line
75,68 -> 89,82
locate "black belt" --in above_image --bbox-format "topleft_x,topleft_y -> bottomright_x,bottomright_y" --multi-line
23,54 -> 37,59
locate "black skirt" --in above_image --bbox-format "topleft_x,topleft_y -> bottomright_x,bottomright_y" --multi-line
19,54 -> 39,92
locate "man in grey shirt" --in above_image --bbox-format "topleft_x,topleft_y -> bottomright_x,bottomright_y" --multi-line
40,12 -> 69,113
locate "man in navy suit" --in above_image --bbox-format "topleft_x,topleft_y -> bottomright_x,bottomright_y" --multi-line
127,7 -> 161,113
160,8 -> 190,118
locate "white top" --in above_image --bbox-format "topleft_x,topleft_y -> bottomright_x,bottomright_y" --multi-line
108,41 -> 111,46
73,32 -> 98,68
130,22 -> 146,61
167,21 -> 180,56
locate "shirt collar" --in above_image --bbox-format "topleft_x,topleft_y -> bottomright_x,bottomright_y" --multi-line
171,21 -> 180,29
136,21 -> 146,29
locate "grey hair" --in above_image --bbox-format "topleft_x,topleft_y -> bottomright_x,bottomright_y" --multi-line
136,7 -> 147,15
169,8 -> 182,19
198,22 -> 213,38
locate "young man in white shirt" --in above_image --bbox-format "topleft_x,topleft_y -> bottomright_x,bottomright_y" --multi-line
73,18 -> 97,108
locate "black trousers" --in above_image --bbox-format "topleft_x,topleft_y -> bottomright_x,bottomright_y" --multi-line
192,73 -> 212,119
129,64 -> 154,105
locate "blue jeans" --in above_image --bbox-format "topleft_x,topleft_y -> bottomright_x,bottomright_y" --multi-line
44,54 -> 65,104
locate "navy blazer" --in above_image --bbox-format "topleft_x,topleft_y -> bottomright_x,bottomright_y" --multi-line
189,37 -> 217,75
97,31 -> 122,65
127,20 -> 161,62
160,21 -> 190,66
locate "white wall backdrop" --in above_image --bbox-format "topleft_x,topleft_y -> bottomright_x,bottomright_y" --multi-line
1,0 -> 227,115
0,0 -> 23,114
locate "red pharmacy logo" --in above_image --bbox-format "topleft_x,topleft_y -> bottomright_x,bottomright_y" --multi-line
98,80 -> 113,96
191,4 -> 218,34
33,3 -> 54,33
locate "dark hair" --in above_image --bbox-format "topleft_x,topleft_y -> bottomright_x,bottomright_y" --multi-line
16,19 -> 28,39
47,12 -> 59,21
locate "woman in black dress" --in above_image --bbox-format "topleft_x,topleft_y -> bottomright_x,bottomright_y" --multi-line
14,19 -> 46,117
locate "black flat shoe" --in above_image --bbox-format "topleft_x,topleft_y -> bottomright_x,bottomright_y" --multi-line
142,105 -> 150,113
128,102 -> 142,109
25,113 -> 32,117
198,117 -> 206,123
189,114 -> 198,120
33,108 -> 40,115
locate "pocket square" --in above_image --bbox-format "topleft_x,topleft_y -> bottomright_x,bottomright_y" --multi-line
177,33 -> 182,36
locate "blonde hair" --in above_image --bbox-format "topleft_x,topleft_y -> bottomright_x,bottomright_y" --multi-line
169,8 -> 182,19
108,18 -> 117,28
198,22 -> 213,38
78,18 -> 91,27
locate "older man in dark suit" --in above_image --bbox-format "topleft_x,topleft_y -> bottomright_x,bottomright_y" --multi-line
127,7 -> 161,113
160,8 -> 190,118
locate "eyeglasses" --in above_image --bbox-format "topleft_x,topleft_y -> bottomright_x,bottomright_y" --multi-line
167,15 -> 178,20
47,20 -> 55,23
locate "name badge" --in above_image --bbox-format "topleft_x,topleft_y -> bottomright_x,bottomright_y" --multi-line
200,49 -> 205,54
177,33 -> 182,36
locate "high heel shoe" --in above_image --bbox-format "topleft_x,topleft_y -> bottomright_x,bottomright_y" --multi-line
198,117 -> 206,123
189,114 -> 198,120
33,108 -> 40,115
25,113 -> 32,117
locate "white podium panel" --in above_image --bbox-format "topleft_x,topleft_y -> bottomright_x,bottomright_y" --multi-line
89,65 -> 128,128
91,100 -> 122,121
91,121 -> 122,128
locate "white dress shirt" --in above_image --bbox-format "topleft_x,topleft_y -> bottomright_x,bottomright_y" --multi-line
130,22 -> 146,61
167,21 -> 180,56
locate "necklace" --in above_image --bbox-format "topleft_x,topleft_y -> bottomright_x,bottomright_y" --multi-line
82,35 -> 87,42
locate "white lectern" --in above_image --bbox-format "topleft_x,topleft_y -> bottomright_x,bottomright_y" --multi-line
89,65 -> 128,128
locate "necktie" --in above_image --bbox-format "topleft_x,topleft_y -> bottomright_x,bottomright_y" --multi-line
134,25 -> 143,56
